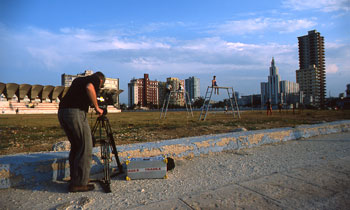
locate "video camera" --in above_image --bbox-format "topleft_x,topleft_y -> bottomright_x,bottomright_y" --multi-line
96,89 -> 119,115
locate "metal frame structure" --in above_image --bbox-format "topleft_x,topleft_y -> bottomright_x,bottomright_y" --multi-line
199,86 -> 240,121
160,90 -> 193,119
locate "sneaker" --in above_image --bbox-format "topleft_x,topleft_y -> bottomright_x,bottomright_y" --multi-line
69,184 -> 95,193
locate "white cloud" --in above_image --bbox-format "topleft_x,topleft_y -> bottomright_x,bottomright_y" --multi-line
282,0 -> 350,12
9,27 -> 172,70
3,24 -> 349,98
9,27 -> 300,74
112,38 -> 170,50
325,41 -> 350,75
211,17 -> 317,35
327,63 -> 339,73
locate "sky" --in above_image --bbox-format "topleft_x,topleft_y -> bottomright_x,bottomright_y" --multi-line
0,0 -> 349,103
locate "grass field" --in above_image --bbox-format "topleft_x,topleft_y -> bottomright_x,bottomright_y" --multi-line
1,109 -> 350,155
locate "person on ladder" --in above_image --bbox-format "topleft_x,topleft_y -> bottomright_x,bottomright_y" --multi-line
164,81 -> 172,103
177,83 -> 183,100
212,75 -> 219,95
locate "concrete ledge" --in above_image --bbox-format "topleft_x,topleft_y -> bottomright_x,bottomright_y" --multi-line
1,120 -> 350,189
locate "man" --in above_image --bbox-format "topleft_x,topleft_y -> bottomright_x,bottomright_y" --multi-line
164,82 -> 172,103
278,102 -> 283,114
58,71 -> 105,192
212,76 -> 219,95
266,99 -> 272,116
165,82 -> 172,95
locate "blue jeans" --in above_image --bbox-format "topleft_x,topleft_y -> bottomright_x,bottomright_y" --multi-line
58,108 -> 92,186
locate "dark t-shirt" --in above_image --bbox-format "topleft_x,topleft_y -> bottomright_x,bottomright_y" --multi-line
59,75 -> 100,112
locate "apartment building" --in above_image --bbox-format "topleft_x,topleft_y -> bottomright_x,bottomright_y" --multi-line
296,30 -> 326,107
128,74 -> 159,107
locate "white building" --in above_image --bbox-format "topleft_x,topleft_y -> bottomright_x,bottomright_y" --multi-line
261,57 -> 280,105
185,76 -> 200,103
261,58 -> 301,105
280,80 -> 301,104
61,70 -> 121,105
61,70 -> 119,90
268,57 -> 281,104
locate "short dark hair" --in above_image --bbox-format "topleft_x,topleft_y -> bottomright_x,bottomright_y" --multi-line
94,71 -> 105,86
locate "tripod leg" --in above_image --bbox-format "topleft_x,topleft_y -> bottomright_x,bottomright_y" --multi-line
92,116 -> 123,193
105,118 -> 124,174
101,141 -> 111,193
91,119 -> 100,147
109,135 -> 123,173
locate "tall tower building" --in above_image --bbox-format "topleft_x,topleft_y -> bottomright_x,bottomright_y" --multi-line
296,30 -> 326,107
268,57 -> 281,104
185,76 -> 200,103
261,57 -> 280,105
261,57 -> 300,105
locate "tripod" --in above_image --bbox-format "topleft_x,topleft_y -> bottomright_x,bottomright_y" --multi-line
91,114 -> 123,193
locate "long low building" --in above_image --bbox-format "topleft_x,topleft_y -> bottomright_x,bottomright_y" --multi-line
0,82 -> 69,102
0,81 -> 123,114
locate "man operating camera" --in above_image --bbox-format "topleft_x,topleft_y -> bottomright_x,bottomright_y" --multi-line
58,71 -> 105,192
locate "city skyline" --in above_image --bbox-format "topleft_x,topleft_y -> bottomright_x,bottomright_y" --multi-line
1,0 -> 349,103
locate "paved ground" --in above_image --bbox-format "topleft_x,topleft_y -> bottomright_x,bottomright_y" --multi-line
1,132 -> 350,210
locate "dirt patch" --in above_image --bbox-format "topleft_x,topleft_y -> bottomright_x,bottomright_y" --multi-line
0,110 -> 349,155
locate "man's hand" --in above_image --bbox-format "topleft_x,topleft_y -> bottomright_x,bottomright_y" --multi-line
86,83 -> 103,116
95,106 -> 104,116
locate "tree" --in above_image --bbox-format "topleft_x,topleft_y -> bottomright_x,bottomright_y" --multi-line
119,103 -> 127,110
192,97 -> 204,108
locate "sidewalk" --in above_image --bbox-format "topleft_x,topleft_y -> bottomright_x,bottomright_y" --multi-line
134,156 -> 350,210
1,132 -> 349,209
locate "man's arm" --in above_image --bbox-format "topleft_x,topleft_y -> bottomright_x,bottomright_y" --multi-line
86,83 -> 103,116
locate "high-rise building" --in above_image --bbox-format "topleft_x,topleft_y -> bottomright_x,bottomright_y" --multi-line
185,76 -> 200,103
346,84 -> 350,98
296,30 -> 326,107
261,57 -> 300,105
269,57 -> 281,104
280,80 -> 300,104
261,57 -> 281,105
128,74 -> 159,107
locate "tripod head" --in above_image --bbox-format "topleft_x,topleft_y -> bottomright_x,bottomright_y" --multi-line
96,96 -> 109,116
96,112 -> 108,122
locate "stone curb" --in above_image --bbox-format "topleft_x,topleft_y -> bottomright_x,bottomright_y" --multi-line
1,120 -> 350,189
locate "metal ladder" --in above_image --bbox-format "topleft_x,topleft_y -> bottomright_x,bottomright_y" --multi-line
198,86 -> 214,121
160,90 -> 193,119
199,86 -> 240,121
226,87 -> 240,119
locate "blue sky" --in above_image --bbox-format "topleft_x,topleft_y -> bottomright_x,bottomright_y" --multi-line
1,0 -> 349,103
